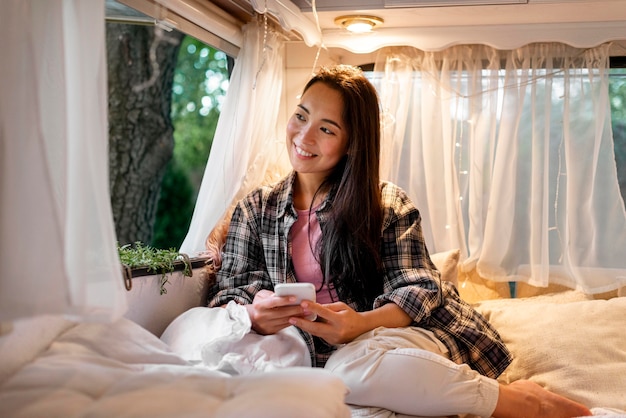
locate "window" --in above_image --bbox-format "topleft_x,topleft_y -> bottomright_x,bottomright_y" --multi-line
363,44 -> 626,292
106,1 -> 232,250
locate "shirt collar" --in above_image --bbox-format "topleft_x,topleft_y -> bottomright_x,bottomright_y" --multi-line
275,171 -> 336,218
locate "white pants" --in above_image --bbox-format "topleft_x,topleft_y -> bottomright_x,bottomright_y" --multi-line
324,327 -> 500,418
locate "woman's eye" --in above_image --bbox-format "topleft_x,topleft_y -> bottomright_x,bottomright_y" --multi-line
295,113 -> 305,121
321,127 -> 334,135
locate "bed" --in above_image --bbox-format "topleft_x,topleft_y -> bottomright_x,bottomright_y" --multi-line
0,313 -> 351,417
1,252 -> 625,418
0,267 -> 351,418
437,250 -> 626,418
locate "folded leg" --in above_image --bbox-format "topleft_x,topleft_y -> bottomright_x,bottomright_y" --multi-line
325,327 -> 498,418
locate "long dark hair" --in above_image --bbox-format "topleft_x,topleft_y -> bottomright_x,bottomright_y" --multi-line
304,65 -> 383,311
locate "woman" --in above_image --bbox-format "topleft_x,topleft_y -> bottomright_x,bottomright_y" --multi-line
207,65 -> 591,418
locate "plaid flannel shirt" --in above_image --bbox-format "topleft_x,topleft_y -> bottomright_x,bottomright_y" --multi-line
208,172 -> 512,378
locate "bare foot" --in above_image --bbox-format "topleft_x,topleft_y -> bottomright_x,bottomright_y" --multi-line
492,380 -> 592,418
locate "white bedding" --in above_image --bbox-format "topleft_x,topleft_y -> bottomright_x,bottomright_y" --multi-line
0,315 -> 351,418
4,284 -> 625,418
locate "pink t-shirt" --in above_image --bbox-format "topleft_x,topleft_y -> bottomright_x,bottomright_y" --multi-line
290,208 -> 337,304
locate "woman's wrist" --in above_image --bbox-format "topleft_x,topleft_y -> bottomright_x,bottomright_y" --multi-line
361,303 -> 412,331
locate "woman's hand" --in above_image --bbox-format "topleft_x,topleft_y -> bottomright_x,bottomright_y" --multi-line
287,302 -> 369,345
289,301 -> 413,345
245,289 -> 313,335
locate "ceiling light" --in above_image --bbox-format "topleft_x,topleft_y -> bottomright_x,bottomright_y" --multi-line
334,15 -> 384,33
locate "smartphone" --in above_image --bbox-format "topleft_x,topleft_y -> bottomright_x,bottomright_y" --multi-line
274,282 -> 317,321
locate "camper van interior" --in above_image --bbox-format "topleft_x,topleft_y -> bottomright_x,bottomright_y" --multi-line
2,0 -> 626,417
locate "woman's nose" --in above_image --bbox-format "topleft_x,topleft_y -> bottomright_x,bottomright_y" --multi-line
298,125 -> 315,144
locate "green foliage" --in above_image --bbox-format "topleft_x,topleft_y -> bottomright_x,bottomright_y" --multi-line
152,160 -> 195,250
610,69 -> 626,121
118,241 -> 191,295
610,69 -> 626,204
171,36 -> 229,177
151,35 -> 229,250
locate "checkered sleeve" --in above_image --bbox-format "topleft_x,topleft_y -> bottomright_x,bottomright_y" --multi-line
207,190 -> 274,307
427,282 -> 512,378
374,183 -> 443,321
374,182 -> 512,378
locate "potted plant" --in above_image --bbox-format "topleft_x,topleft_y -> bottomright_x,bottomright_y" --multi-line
118,242 -> 194,295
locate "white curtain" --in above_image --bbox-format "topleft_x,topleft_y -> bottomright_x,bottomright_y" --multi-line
373,43 -> 626,293
180,20 -> 289,256
0,0 -> 127,322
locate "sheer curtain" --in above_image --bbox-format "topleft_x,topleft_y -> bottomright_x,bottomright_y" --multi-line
180,20 -> 290,256
374,43 -> 626,293
0,0 -> 127,322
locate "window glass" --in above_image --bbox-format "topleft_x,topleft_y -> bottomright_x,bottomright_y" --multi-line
153,36 -> 231,249
106,16 -> 230,250
610,68 -> 626,205
367,65 -> 626,209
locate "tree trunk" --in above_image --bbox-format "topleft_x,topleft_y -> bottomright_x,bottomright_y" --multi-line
106,23 -> 184,246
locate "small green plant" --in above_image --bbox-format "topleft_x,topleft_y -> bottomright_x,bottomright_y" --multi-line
118,242 -> 191,295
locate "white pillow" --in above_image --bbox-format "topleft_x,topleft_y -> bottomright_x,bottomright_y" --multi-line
430,249 -> 460,287
474,295 -> 626,411
473,290 -> 593,314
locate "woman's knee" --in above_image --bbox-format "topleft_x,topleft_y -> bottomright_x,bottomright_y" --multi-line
326,326 -> 449,371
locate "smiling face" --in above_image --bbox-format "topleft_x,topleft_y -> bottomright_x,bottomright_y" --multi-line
286,82 -> 348,185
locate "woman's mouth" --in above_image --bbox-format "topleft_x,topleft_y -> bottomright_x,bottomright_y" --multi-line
295,144 -> 315,157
